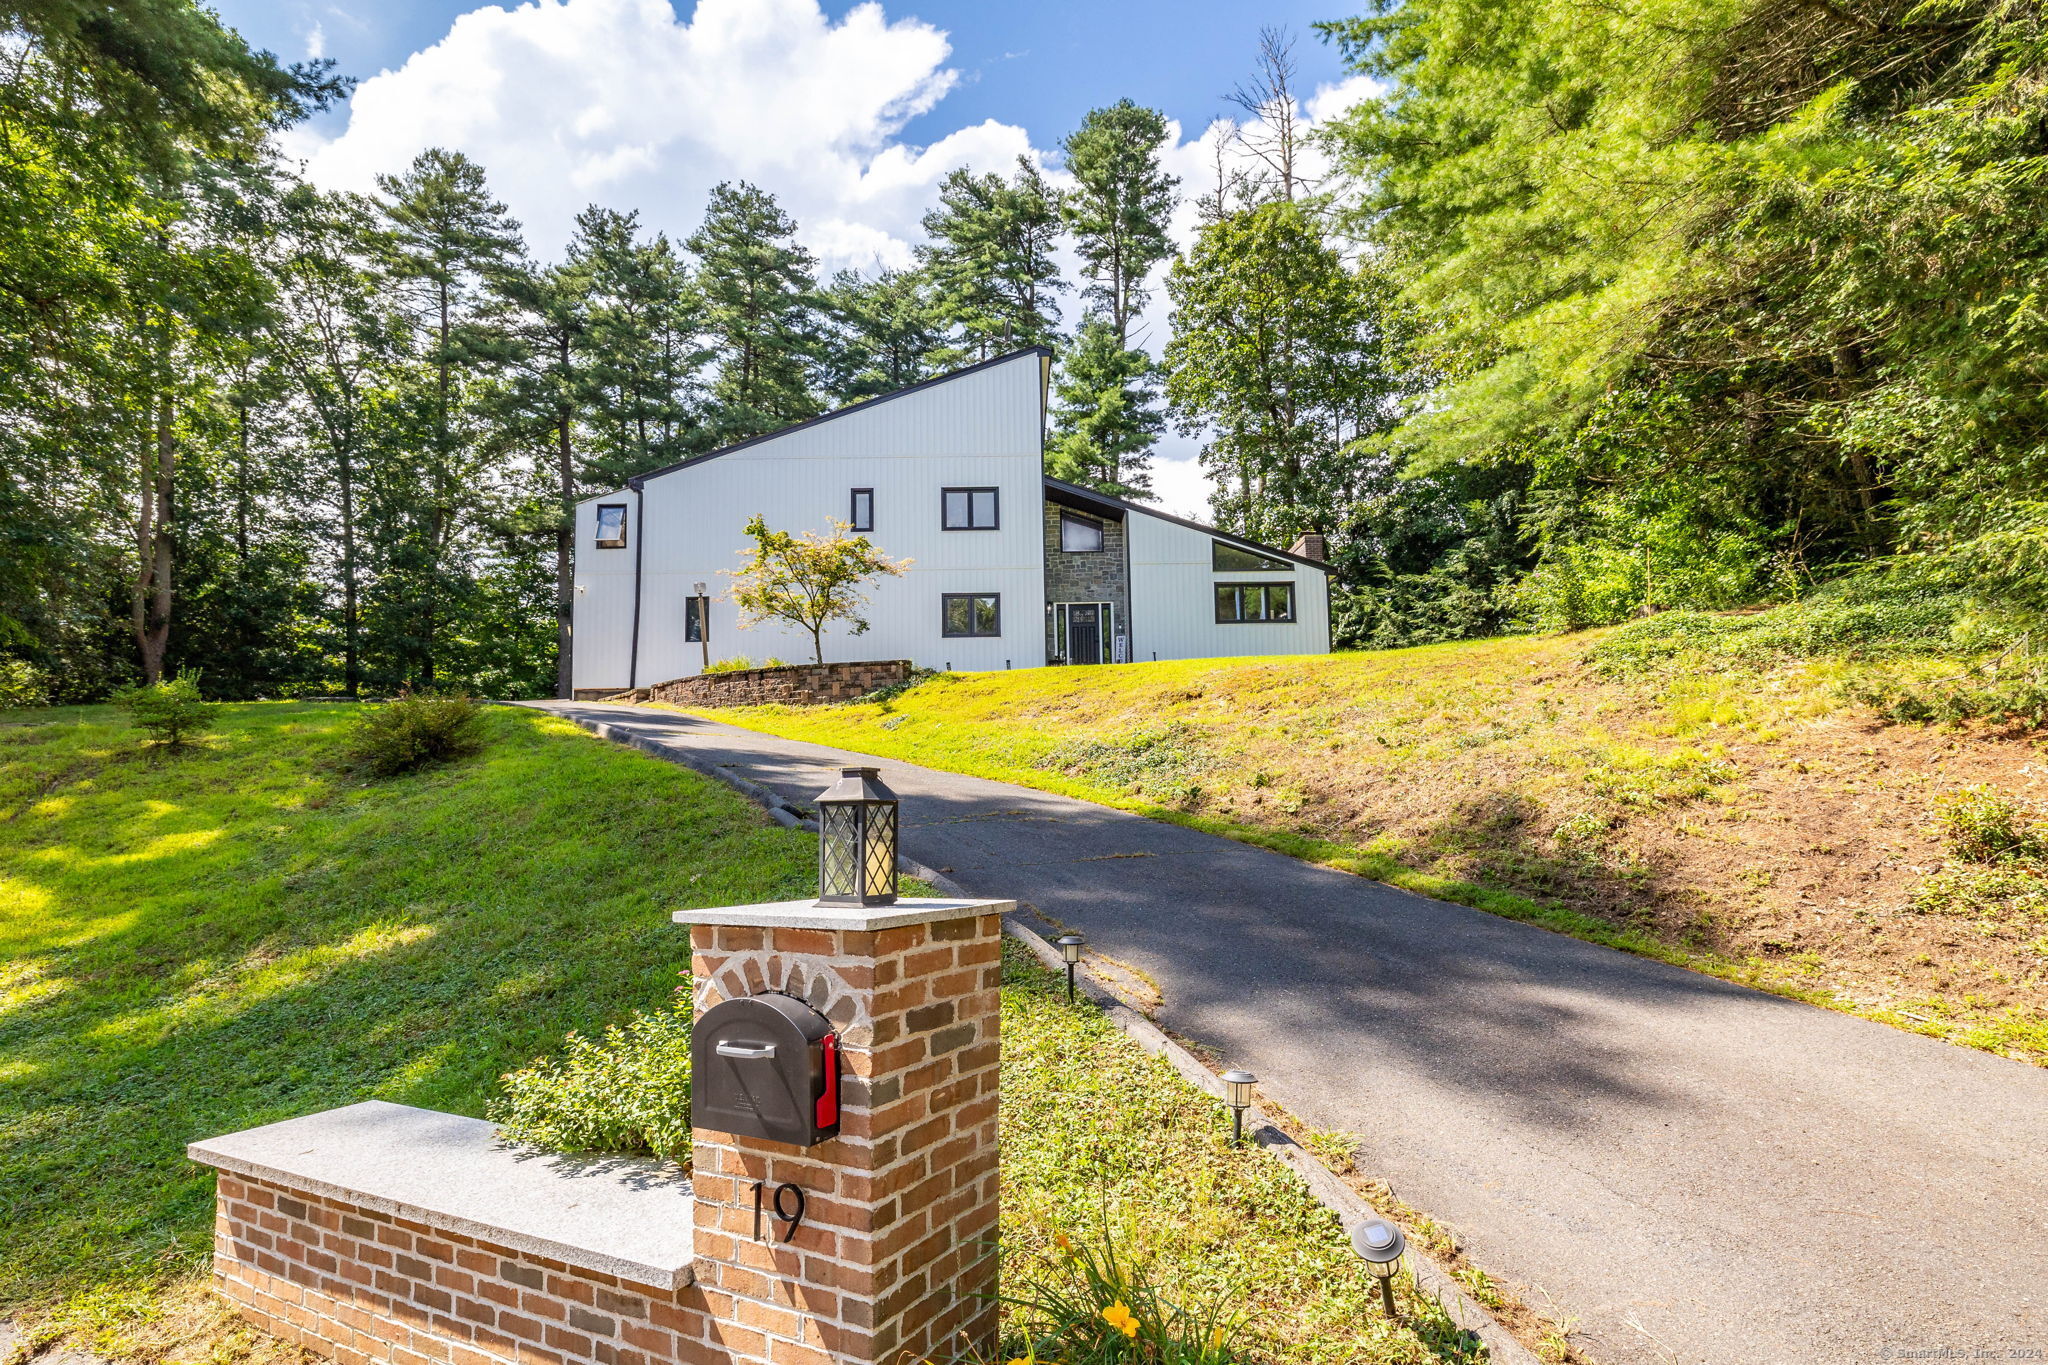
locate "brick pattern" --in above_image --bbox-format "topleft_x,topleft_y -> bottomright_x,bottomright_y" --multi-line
1042,502 -> 1128,664
688,916 -> 1002,1365
210,1173 -> 713,1365
618,662 -> 911,709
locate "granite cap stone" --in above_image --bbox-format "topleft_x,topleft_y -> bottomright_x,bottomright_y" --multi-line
676,895 -> 1014,933
188,1100 -> 695,1290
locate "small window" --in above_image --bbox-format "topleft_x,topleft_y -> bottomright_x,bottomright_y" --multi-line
684,596 -> 707,643
942,593 -> 1001,637
1060,513 -> 1104,553
594,503 -> 628,548
849,488 -> 874,533
1215,582 -> 1295,624
1212,539 -> 1288,572
943,486 -> 1000,530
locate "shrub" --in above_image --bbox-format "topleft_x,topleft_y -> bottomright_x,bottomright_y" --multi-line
338,691 -> 488,777
703,656 -> 754,674
114,671 -> 218,747
0,658 -> 49,709
1934,786 -> 2048,864
1910,866 -> 2048,921
489,1000 -> 693,1163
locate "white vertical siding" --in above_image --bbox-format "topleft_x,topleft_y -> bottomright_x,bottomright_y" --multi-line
1124,512 -> 1331,663
573,352 -> 1048,689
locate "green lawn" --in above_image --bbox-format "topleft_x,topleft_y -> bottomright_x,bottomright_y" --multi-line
0,702 -> 1488,1365
0,703 -> 817,1351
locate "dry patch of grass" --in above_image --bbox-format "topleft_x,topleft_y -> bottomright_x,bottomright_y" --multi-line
692,634 -> 2048,1064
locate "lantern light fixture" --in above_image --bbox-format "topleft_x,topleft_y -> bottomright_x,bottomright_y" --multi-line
814,766 -> 900,907
1053,933 -> 1084,1002
1350,1219 -> 1408,1318
1220,1070 -> 1256,1145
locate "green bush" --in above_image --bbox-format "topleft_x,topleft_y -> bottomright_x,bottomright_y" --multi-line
1934,786 -> 2048,865
489,999 -> 693,1163
0,658 -> 49,709
339,691 -> 488,777
114,671 -> 218,747
1587,580 -> 1988,676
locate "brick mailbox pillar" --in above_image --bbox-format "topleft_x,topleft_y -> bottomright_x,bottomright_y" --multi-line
678,895 -> 1012,1365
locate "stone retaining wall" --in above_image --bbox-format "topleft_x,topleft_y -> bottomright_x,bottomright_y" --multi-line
624,661 -> 910,709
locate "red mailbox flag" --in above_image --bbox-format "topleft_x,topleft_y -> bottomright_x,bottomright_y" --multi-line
816,1033 -> 839,1129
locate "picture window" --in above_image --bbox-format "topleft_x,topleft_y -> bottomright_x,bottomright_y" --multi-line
1060,513 -> 1105,553
1215,582 -> 1295,624
1211,540 -> 1288,572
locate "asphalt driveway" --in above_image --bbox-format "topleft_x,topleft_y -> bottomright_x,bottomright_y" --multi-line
527,701 -> 2047,1365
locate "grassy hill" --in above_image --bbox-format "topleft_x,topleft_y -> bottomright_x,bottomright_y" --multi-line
0,702 -> 1492,1365
694,613 -> 2048,1066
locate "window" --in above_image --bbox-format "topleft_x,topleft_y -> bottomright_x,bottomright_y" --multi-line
1215,582 -> 1295,624
684,596 -> 707,643
849,488 -> 874,533
594,503 -> 628,548
1060,512 -> 1104,553
942,486 -> 1000,530
942,593 -> 1001,637
1212,539 -> 1288,572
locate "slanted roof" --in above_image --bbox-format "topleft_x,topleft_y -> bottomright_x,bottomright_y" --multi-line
1043,477 -> 1332,573
619,347 -> 1053,491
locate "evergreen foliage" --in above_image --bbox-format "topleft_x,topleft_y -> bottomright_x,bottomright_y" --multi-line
919,157 -> 1066,357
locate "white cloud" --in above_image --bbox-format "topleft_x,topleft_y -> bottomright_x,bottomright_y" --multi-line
283,0 -> 1382,520
286,0 -> 1009,262
304,21 -> 326,60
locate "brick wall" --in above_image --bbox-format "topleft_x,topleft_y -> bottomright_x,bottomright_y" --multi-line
623,661 -> 911,709
211,1173 -> 706,1365
208,911 -> 1004,1365
686,915 -> 1003,1365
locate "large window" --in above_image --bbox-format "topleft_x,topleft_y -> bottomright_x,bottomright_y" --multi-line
1215,582 -> 1295,624
849,488 -> 874,532
1060,512 -> 1105,553
942,487 -> 1000,530
1212,539 -> 1288,572
594,503 -> 628,549
942,593 -> 1001,637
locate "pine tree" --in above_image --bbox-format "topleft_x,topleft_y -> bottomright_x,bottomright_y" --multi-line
1048,319 -> 1163,500
687,182 -> 819,443
819,268 -> 949,403
918,157 -> 1065,359
1061,101 -> 1179,347
371,148 -> 525,687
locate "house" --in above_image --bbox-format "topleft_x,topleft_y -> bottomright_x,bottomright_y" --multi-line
570,347 -> 1332,695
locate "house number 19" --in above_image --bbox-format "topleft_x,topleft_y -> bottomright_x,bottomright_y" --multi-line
750,1181 -> 805,1243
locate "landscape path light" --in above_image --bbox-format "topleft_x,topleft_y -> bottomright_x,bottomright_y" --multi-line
1351,1218 -> 1408,1319
1054,933 -> 1084,1002
814,766 -> 899,907
1221,1070 -> 1256,1145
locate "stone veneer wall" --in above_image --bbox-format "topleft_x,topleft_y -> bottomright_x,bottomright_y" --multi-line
685,916 -> 1003,1365
1041,503 -> 1129,663
211,1173 -> 707,1365
590,661 -> 911,709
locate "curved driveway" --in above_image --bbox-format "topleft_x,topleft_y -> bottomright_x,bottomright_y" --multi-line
532,702 -> 2047,1365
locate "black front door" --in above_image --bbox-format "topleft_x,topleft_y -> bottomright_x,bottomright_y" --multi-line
1068,604 -> 1101,665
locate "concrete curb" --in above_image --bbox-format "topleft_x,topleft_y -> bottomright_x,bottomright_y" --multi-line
546,704 -> 1539,1365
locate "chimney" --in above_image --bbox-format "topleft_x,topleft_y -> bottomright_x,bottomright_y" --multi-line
1290,533 -> 1328,563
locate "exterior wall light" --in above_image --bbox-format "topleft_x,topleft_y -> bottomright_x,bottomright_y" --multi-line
815,766 -> 899,907
1054,934 -> 1084,1001
1350,1218 -> 1408,1318
1220,1071 -> 1256,1145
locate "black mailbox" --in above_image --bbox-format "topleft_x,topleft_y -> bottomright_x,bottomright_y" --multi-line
693,993 -> 840,1146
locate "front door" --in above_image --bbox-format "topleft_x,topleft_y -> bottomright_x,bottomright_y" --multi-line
1067,604 -> 1102,666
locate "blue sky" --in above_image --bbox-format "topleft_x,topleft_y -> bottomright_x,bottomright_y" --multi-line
210,0 -> 1375,516
215,1 -> 1357,149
